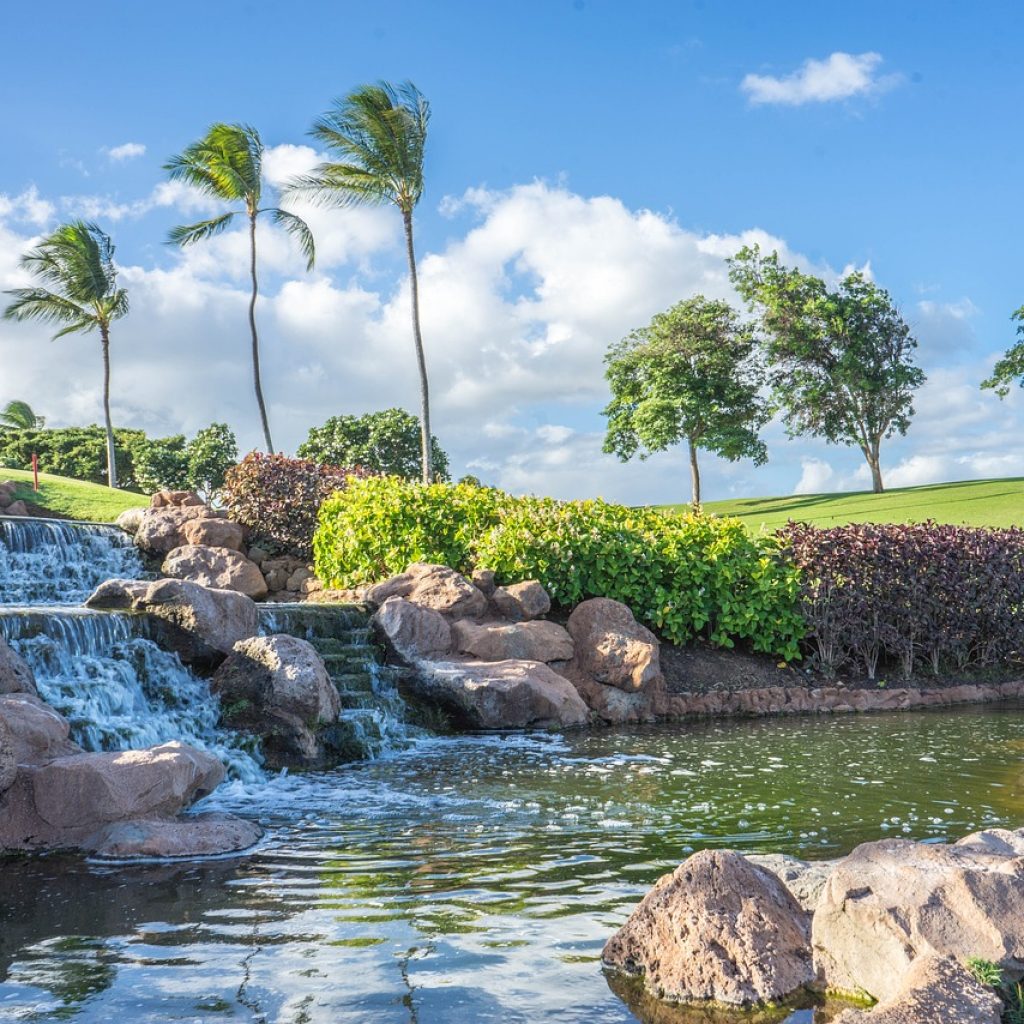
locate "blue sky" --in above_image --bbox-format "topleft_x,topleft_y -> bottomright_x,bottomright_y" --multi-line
1,0 -> 1021,503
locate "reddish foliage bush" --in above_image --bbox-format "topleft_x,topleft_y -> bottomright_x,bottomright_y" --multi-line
222,452 -> 371,556
779,521 -> 1024,679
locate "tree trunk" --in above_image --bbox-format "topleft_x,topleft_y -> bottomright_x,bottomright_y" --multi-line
688,438 -> 701,507
866,441 -> 884,493
249,211 -> 274,453
403,209 -> 432,484
100,324 -> 118,489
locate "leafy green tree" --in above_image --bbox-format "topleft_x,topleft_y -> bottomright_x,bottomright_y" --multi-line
185,422 -> 238,497
981,305 -> 1024,398
297,408 -> 449,480
131,435 -> 190,494
291,82 -> 433,482
0,426 -> 143,486
0,400 -> 44,431
729,246 -> 924,493
603,296 -> 770,506
165,123 -> 315,454
2,222 -> 128,487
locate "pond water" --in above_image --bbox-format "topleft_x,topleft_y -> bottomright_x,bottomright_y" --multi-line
3,704 -> 1024,1024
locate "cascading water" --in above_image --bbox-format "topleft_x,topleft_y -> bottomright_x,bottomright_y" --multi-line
0,515 -> 145,606
259,602 -> 417,758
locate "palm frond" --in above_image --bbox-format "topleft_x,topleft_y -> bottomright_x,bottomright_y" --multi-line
265,208 -> 316,270
167,211 -> 237,247
286,166 -> 393,208
2,287 -> 94,332
19,221 -> 118,304
164,123 -> 263,205
0,400 -> 44,430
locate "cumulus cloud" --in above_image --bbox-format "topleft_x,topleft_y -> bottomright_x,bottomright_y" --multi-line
793,458 -> 835,495
106,142 -> 146,162
0,186 -> 55,227
741,51 -> 897,106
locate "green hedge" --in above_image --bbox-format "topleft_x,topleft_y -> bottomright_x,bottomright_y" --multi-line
314,477 -> 803,658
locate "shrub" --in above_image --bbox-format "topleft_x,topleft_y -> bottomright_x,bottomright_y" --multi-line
779,521 -> 1024,679
223,452 -> 371,556
314,477 -> 804,657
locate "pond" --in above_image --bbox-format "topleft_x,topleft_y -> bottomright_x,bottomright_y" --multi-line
3,704 -> 1024,1024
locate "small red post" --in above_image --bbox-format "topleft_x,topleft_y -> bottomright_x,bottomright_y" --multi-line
31,453 -> 39,492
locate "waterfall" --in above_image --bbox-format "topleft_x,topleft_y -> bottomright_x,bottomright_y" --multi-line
0,515 -> 146,606
259,602 -> 417,759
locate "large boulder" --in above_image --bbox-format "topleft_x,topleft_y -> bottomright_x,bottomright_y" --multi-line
409,659 -> 590,730
745,853 -> 836,913
0,716 -> 15,794
85,813 -> 263,859
833,954 -> 1002,1024
163,544 -> 268,600
115,506 -> 147,535
365,563 -> 488,620
556,662 -> 661,725
567,597 -> 661,692
451,619 -> 574,663
373,597 -> 452,662
0,694 -> 81,764
813,835 -> 1024,1002
134,505 -> 220,555
490,580 -> 551,622
211,635 -> 342,769
603,849 -> 814,1007
149,489 -> 204,508
181,517 -> 245,552
0,636 -> 38,697
87,578 -> 259,666
0,740 -> 224,852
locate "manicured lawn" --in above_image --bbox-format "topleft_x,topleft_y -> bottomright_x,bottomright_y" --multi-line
0,468 -> 146,523
661,477 -> 1024,532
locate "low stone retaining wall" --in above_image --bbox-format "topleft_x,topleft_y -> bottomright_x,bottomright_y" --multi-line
657,678 -> 1024,720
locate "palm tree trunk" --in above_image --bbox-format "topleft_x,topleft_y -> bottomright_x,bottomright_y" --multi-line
688,437 -> 701,507
100,324 -> 118,489
248,211 -> 274,453
402,209 -> 432,484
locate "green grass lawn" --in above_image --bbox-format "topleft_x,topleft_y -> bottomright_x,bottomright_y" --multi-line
1,468 -> 146,523
660,477 -> 1024,532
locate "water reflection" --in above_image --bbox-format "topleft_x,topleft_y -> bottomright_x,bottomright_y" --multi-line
3,706 -> 1024,1022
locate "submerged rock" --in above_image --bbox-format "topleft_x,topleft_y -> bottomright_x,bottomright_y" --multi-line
602,849 -> 814,1007
813,834 -> 1024,1002
163,544 -> 268,600
85,813 -> 262,859
365,563 -> 488,620
410,658 -> 590,730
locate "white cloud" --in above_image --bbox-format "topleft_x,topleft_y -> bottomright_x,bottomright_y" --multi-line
793,458 -> 835,495
741,52 -> 897,106
106,142 -> 146,162
0,186 -> 55,227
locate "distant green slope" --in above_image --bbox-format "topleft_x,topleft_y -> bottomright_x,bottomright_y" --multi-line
661,477 -> 1024,532
0,468 -> 146,523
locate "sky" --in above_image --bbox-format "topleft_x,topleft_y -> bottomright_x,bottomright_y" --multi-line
1,0 -> 1022,504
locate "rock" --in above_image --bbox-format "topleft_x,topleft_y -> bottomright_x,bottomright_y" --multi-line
115,506 -> 147,535
211,635 -> 341,768
286,567 -> 314,592
490,580 -> 551,621
0,480 -> 16,507
567,597 -> 661,692
745,853 -> 836,913
0,694 -> 81,764
246,545 -> 268,566
602,849 -> 814,1007
85,813 -> 263,859
813,835 -> 1024,1002
0,716 -> 16,794
163,544 -> 268,600
150,489 -> 204,508
135,506 -> 220,555
301,577 -> 323,596
181,517 -> 245,551
0,636 -> 38,697
0,741 -> 224,852
410,659 -> 590,730
5,499 -> 29,516
373,597 -> 451,661
557,662 -> 660,724
365,563 -> 488,620
451,619 -> 574,663
86,578 -> 258,666
832,955 -> 1001,1024
471,569 -> 496,597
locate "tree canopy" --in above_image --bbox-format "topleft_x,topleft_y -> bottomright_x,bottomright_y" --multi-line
298,408 -> 449,481
981,305 -> 1024,398
603,295 -> 770,505
729,246 -> 924,493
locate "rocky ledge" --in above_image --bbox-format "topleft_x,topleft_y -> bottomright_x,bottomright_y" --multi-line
602,826 -> 1024,1022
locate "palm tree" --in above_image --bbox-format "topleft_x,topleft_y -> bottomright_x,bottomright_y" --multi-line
3,222 -> 127,487
292,82 -> 433,482
164,123 -> 315,453
0,400 -> 44,431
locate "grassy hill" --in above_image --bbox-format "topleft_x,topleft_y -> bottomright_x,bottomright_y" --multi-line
661,477 -> 1024,532
0,469 -> 146,523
